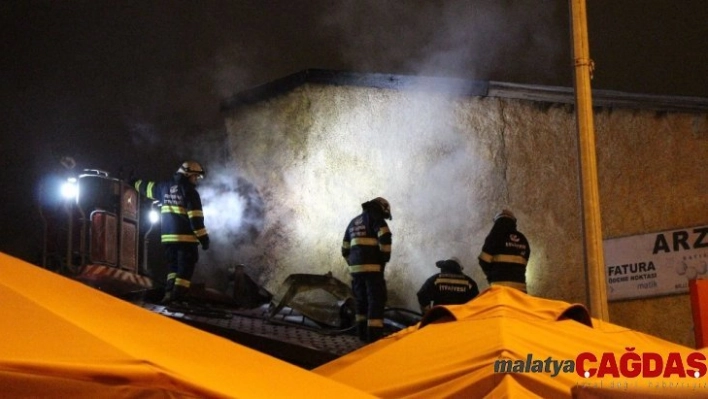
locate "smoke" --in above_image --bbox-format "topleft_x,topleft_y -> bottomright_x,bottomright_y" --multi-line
242,78 -> 500,307
295,0 -> 567,302
128,121 -> 161,147
172,122 -> 267,289
251,2 -> 567,302
199,164 -> 265,250
206,44 -> 254,99
331,89 -> 495,295
118,0 -> 566,297
185,160 -> 265,290
320,0 -> 566,84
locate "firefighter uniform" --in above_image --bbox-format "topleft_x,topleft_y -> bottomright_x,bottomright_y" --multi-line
342,197 -> 392,343
133,161 -> 209,303
478,209 -> 530,292
416,258 -> 479,313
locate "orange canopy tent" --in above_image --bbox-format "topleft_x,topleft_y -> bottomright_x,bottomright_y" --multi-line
315,286 -> 708,398
0,252 -> 374,398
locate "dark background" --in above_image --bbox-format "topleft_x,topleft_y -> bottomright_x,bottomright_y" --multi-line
1,0 -> 706,263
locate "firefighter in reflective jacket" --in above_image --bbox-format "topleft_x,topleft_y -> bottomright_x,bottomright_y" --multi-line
416,257 -> 479,313
478,209 -> 530,292
342,197 -> 392,343
133,161 -> 210,303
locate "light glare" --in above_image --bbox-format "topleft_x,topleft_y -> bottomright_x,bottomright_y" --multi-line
61,178 -> 78,200
149,209 -> 159,224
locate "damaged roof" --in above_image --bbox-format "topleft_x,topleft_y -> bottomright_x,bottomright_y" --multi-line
221,69 -> 708,114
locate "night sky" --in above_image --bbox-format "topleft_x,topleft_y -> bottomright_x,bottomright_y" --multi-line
1,1 -> 706,263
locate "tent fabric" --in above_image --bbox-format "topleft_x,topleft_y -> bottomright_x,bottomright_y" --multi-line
420,285 -> 593,328
0,252 -> 374,398
315,286 -> 706,398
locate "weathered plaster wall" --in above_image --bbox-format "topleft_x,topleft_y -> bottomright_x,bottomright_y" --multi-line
595,110 -> 708,346
223,83 -> 708,347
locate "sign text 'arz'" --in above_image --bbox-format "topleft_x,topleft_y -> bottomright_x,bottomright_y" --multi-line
653,227 -> 708,254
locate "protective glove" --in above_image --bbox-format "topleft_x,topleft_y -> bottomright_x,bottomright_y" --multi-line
200,237 -> 210,251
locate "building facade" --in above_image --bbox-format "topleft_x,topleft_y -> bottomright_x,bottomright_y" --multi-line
221,70 -> 708,347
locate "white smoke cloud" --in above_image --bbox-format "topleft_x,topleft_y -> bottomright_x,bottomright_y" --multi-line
201,0 -> 566,300
197,161 -> 265,265
319,0 -> 565,83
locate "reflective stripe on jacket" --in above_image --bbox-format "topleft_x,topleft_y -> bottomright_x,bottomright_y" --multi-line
342,211 -> 391,273
134,174 -> 209,245
478,218 -> 529,284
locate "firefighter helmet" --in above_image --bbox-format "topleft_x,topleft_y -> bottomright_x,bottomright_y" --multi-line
493,209 -> 516,222
368,197 -> 392,220
436,257 -> 463,271
177,161 -> 205,179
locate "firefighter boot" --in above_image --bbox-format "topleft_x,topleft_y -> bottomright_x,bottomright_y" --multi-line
368,326 -> 384,343
356,321 -> 368,342
161,274 -> 176,304
172,283 -> 190,305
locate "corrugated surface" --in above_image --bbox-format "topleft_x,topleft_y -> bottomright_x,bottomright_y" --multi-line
143,302 -> 365,368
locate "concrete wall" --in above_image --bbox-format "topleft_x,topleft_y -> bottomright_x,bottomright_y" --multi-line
222,81 -> 708,347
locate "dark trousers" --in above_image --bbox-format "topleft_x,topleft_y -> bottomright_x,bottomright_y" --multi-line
163,243 -> 199,300
351,272 -> 387,342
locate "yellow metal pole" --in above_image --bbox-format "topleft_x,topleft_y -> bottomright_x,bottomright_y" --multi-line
569,0 -> 610,321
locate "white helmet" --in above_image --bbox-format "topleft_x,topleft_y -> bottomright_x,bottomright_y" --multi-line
177,161 -> 205,179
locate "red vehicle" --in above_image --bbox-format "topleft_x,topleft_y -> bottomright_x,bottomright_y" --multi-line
38,168 -> 153,295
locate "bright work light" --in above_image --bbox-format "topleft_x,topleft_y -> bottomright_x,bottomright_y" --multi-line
61,177 -> 78,200
149,209 -> 159,224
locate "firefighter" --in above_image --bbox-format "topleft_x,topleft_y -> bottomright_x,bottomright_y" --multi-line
416,257 -> 479,313
132,161 -> 210,304
478,209 -> 530,292
342,197 -> 392,343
